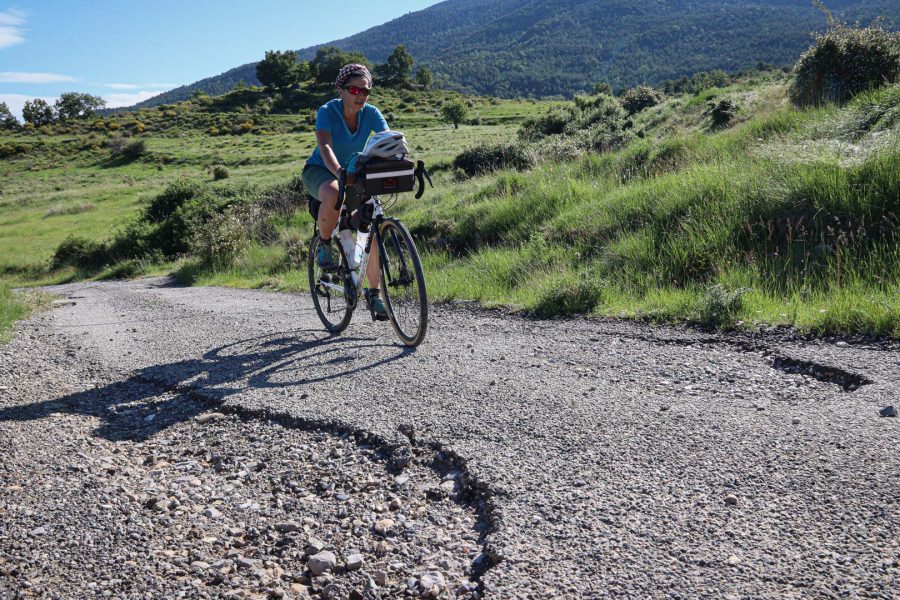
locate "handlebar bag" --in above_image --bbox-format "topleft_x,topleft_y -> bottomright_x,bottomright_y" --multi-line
359,157 -> 416,195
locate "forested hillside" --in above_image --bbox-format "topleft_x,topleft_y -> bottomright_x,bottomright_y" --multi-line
131,0 -> 899,108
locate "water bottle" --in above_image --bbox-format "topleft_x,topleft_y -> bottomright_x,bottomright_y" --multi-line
355,230 -> 368,268
338,228 -> 357,269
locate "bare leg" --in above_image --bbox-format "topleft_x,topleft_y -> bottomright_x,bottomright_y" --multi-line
316,180 -> 340,240
366,234 -> 380,289
319,181 -> 380,290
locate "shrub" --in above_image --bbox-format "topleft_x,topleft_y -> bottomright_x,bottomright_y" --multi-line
233,121 -> 253,134
108,137 -> 146,161
212,165 -> 229,180
520,94 -> 631,153
144,179 -> 205,222
528,135 -> 584,164
453,142 -> 534,177
282,230 -> 306,267
51,235 -> 107,271
705,96 -> 740,128
192,210 -> 248,267
0,142 -> 31,158
519,107 -> 572,141
695,284 -> 751,328
620,85 -> 665,115
532,274 -> 602,316
121,139 -> 146,160
790,22 -> 900,107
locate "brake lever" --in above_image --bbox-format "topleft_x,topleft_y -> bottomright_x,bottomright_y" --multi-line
414,160 -> 434,199
415,161 -> 426,199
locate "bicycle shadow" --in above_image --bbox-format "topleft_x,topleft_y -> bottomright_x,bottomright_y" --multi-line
0,330 -> 416,442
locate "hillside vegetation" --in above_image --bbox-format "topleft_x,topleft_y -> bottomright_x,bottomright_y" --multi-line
2,19 -> 899,337
0,81 -> 547,284
134,0 -> 900,107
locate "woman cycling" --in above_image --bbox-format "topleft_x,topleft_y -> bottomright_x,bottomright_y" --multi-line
302,63 -> 389,320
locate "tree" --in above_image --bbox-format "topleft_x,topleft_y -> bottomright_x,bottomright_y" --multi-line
385,45 -> 414,83
415,66 -> 434,89
256,50 -> 307,90
440,98 -> 468,129
311,46 -> 372,86
0,102 -> 19,129
22,98 -> 55,126
55,92 -> 105,120
593,82 -> 613,96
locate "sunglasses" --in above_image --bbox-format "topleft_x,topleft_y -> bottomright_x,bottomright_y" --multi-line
343,85 -> 372,96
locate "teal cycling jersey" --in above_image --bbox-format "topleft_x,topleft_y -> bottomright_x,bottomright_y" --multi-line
306,99 -> 388,170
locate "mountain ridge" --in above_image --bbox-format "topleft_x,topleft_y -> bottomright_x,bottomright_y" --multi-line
128,0 -> 900,109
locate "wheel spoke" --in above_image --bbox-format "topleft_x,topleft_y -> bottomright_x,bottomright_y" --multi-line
308,234 -> 354,333
379,220 -> 428,346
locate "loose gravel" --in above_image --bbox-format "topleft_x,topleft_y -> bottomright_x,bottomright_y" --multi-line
1,277 -> 898,598
0,314 -> 485,599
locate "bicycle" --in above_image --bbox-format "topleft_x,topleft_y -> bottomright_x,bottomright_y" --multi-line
307,160 -> 433,347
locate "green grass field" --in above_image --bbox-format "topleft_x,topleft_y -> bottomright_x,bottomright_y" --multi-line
0,89 -> 546,284
2,76 -> 899,336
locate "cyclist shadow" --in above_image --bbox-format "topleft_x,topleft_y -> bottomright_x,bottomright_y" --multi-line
0,330 -> 415,442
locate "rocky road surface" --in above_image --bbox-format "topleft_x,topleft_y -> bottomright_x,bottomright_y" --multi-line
1,277 -> 898,599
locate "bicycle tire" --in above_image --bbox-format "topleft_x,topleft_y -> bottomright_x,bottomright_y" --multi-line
378,218 -> 428,347
308,233 -> 354,333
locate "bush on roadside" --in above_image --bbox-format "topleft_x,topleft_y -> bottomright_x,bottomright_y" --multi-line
51,235 -> 107,271
695,284 -> 751,328
192,209 -> 249,267
144,179 -> 206,222
453,142 -> 534,177
281,230 -> 306,267
790,21 -> 900,107
531,273 -> 602,316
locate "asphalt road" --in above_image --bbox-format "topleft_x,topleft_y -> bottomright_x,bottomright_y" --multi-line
6,277 -> 899,598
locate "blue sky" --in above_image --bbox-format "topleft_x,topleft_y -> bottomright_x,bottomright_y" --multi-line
0,0 -> 441,118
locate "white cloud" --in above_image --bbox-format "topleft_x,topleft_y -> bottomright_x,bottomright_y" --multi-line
0,71 -> 78,83
104,90 -> 165,108
0,9 -> 26,49
0,93 -> 56,121
104,82 -> 178,90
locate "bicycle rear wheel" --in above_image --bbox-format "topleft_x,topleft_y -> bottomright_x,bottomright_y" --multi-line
308,233 -> 354,333
378,219 -> 428,347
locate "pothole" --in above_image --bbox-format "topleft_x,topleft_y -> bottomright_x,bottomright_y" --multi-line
771,355 -> 872,392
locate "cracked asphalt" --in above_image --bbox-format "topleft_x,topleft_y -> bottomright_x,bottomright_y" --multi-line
3,277 -> 899,598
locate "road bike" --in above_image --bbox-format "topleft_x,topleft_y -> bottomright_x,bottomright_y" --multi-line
307,161 -> 432,347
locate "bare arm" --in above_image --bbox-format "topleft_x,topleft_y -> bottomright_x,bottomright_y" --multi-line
315,130 -> 342,177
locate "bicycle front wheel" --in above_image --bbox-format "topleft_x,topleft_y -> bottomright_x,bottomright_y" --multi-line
378,219 -> 428,347
308,233 -> 354,333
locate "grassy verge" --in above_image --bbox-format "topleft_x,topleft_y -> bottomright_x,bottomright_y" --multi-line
0,284 -> 51,342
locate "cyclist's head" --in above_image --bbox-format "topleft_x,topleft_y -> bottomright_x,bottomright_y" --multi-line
336,64 -> 372,93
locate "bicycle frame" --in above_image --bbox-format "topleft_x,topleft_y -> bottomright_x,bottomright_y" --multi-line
316,196 -> 390,311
